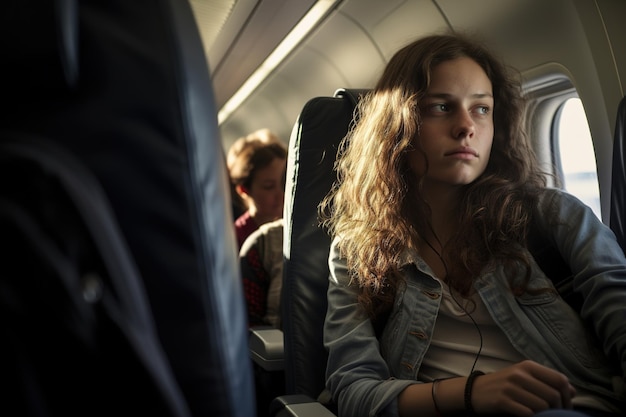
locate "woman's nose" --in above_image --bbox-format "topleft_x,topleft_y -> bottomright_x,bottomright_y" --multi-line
452,110 -> 475,140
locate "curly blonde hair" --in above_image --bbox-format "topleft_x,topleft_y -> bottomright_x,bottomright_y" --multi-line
320,33 -> 547,317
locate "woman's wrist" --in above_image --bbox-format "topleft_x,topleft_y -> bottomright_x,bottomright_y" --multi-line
431,377 -> 468,416
431,378 -> 447,417
429,371 -> 485,417
400,374 -> 486,417
464,371 -> 485,415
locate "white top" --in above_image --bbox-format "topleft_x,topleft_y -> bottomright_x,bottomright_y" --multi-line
419,283 -> 525,380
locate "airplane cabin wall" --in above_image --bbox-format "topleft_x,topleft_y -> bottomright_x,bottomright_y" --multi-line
219,1 -> 626,219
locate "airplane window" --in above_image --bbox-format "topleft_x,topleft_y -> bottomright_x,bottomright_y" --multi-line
554,97 -> 601,219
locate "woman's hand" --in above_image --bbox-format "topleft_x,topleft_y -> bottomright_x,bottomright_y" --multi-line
472,360 -> 576,417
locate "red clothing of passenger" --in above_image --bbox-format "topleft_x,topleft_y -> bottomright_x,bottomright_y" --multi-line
240,244 -> 268,327
235,210 -> 259,249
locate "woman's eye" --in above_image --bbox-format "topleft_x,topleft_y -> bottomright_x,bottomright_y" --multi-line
430,103 -> 448,112
475,106 -> 491,115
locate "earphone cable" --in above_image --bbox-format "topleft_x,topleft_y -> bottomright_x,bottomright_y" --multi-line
423,233 -> 484,374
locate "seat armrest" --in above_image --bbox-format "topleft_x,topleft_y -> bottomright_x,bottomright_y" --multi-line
270,395 -> 337,417
249,327 -> 284,371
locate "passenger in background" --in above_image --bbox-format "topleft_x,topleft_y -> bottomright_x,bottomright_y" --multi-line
239,217 -> 284,328
227,128 -> 284,219
320,33 -> 626,417
227,129 -> 287,248
232,135 -> 286,417
243,219 -> 287,417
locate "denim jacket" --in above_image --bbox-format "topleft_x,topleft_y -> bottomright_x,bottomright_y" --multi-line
324,188 -> 626,417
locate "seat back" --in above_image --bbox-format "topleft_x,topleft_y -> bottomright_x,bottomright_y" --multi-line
610,96 -> 626,253
1,136 -> 195,417
1,1 -> 255,416
282,89 -> 368,399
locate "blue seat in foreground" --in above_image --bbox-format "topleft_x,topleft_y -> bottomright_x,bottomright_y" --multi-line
0,1 -> 255,416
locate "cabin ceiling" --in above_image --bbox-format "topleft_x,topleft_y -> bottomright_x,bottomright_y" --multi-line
191,0 -> 322,150
192,0 -> 445,150
190,0 -> 621,154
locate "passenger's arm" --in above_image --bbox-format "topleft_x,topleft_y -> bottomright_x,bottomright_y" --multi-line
399,361 -> 575,417
397,377 -> 464,417
539,189 -> 626,384
324,238 -> 417,417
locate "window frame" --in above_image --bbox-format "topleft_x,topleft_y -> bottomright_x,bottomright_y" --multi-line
523,63 -> 601,220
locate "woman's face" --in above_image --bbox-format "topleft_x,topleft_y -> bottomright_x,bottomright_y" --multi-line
409,56 -> 494,191
242,156 -> 286,222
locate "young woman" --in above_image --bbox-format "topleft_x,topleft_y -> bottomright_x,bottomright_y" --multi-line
228,130 -> 287,248
320,33 -> 626,417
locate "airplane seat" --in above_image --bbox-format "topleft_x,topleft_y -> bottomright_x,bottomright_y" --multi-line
610,96 -> 626,253
268,88 -> 369,417
1,1 -> 255,416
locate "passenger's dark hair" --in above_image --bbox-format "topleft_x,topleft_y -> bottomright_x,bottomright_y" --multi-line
228,140 -> 287,191
227,129 -> 286,215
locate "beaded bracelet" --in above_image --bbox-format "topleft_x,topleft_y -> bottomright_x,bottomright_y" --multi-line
464,370 -> 485,415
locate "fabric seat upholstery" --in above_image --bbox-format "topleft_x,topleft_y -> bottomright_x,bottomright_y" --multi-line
1,1 -> 255,416
281,89 -> 368,402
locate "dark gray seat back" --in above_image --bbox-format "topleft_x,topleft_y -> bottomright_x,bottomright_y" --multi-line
282,89 -> 368,399
0,1 -> 254,416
